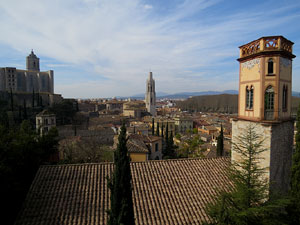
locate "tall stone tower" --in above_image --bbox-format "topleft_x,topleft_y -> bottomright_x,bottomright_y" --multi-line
232,36 -> 296,193
26,50 -> 40,71
145,72 -> 156,116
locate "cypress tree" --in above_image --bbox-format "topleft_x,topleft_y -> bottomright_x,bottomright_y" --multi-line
37,92 -> 40,107
23,99 -> 27,120
165,122 -> 169,143
152,118 -> 155,135
108,123 -> 134,225
216,124 -> 224,156
32,89 -> 35,108
290,103 -> 300,224
156,122 -> 159,136
10,88 -> 14,112
161,123 -> 164,138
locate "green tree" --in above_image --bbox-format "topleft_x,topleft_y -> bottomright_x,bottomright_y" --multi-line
108,123 -> 134,225
0,120 -> 59,225
32,89 -> 35,108
205,124 -> 289,225
152,118 -> 155,135
161,123 -> 164,138
289,103 -> 300,225
10,88 -> 14,112
23,99 -> 27,120
217,124 -> 224,156
163,130 -> 176,159
156,122 -> 159,136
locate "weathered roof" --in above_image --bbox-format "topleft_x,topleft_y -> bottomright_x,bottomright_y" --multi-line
15,157 -> 231,225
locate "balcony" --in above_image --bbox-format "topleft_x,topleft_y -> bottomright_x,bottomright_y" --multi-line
239,36 -> 294,59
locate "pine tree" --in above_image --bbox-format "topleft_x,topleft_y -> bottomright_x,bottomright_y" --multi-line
205,123 -> 289,225
216,124 -> 224,156
290,103 -> 300,225
152,118 -> 155,135
156,122 -> 159,136
108,123 -> 134,225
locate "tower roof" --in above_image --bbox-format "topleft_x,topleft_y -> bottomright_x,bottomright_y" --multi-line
238,36 -> 296,61
28,49 -> 38,58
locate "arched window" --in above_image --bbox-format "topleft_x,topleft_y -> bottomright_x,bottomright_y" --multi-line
246,86 -> 254,109
265,86 -> 274,110
282,85 -> 288,110
268,58 -> 274,74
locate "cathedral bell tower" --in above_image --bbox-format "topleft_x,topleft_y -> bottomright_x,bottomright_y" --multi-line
145,72 -> 156,116
232,36 -> 296,193
26,50 -> 40,72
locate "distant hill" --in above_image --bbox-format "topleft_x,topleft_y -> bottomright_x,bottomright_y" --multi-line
128,90 -> 300,100
176,94 -> 300,114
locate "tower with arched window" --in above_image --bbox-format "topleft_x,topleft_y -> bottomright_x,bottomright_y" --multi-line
232,36 -> 296,193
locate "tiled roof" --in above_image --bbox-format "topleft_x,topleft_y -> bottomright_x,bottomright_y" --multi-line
15,157 -> 231,225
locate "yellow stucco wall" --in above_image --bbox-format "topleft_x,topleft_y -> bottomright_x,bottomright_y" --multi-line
130,153 -> 147,162
240,59 -> 261,82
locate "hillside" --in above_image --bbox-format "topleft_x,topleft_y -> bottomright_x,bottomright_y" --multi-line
176,94 -> 300,114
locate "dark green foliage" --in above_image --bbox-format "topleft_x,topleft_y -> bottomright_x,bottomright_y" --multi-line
156,122 -> 159,136
289,103 -> 300,225
152,118 -> 155,135
165,122 -> 169,143
10,88 -> 14,111
217,124 -> 224,156
49,100 -> 77,125
108,123 -> 134,225
32,89 -> 35,108
163,130 -> 176,159
0,121 -> 59,225
205,124 -> 289,225
23,99 -> 27,120
0,98 -> 9,128
161,123 -> 164,138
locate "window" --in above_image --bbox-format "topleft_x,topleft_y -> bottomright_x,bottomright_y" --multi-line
265,86 -> 274,110
268,58 -> 274,74
246,86 -> 254,110
155,143 -> 159,152
282,85 -> 288,110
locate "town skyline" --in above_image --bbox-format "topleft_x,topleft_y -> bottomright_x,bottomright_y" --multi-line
0,0 -> 300,98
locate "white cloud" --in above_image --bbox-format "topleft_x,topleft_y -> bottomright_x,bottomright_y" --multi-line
0,0 -> 299,97
144,4 -> 153,10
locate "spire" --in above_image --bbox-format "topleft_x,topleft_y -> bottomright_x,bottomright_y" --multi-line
149,71 -> 153,80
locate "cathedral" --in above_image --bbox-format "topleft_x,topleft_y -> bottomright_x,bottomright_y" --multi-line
145,71 -> 156,116
0,50 -> 54,94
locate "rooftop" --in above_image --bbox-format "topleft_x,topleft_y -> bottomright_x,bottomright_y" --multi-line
238,36 -> 295,60
15,157 -> 230,225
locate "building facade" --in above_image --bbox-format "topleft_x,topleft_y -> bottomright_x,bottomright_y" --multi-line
232,36 -> 296,193
0,50 -> 54,94
36,110 -> 56,136
145,72 -> 156,116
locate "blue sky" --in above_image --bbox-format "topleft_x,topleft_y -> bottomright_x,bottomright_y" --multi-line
0,0 -> 300,98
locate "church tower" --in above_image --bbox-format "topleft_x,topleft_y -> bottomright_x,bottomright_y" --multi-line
145,72 -> 156,116
26,50 -> 40,71
232,36 -> 296,193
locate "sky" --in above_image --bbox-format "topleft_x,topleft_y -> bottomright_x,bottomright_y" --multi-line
0,0 -> 300,98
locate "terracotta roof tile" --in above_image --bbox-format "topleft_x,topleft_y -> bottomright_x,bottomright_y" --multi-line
15,157 -> 231,225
